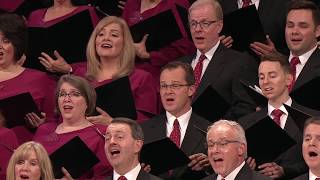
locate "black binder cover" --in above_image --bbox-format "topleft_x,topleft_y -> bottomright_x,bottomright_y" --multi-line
50,136 -> 100,179
95,76 -> 137,120
0,92 -> 41,128
290,77 -> 320,110
245,116 -> 296,165
240,80 -> 267,107
192,86 -> 230,122
130,8 -> 183,51
27,10 -> 92,71
284,104 -> 312,133
221,5 -> 266,51
90,0 -> 125,16
140,138 -> 190,175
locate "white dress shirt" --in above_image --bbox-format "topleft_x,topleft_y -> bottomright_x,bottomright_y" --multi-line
113,163 -> 141,180
268,98 -> 292,129
166,108 -> 192,146
289,45 -> 317,80
217,161 -> 245,180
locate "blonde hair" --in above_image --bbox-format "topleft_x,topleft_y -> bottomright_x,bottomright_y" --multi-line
86,16 -> 135,80
6,141 -> 54,180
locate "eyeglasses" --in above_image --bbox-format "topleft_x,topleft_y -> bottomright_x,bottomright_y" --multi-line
189,20 -> 218,29
206,140 -> 240,150
160,84 -> 191,90
58,91 -> 82,99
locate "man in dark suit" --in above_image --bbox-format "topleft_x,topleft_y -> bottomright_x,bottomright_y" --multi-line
218,0 -> 290,55
293,117 -> 320,180
285,1 -> 320,108
202,119 -> 271,180
105,117 -> 162,180
238,52 -> 320,179
179,0 -> 257,121
142,61 -> 211,179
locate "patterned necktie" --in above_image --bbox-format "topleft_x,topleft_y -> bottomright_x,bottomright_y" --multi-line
170,119 -> 181,148
194,54 -> 206,91
288,56 -> 300,92
118,176 -> 127,180
242,0 -> 251,7
272,109 -> 283,126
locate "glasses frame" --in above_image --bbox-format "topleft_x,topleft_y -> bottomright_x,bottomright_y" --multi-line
189,20 -> 218,29
159,83 -> 192,90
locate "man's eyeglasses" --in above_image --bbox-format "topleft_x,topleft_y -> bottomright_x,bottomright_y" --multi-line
189,20 -> 218,29
58,91 -> 82,99
206,140 -> 240,149
160,84 -> 191,90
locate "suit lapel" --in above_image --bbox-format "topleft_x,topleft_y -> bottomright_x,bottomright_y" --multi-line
284,102 -> 302,139
235,163 -> 253,179
180,113 -> 206,155
193,45 -> 227,101
147,115 -> 167,143
293,49 -> 320,91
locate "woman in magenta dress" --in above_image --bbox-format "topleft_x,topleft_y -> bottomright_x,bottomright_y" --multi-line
39,16 -> 159,123
0,127 -> 18,179
33,74 -> 112,180
0,13 -> 57,144
122,0 -> 196,81
27,0 -> 99,28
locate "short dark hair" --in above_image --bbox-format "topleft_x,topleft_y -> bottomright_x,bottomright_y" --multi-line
111,117 -> 144,141
160,61 -> 195,85
288,0 -> 320,26
304,116 -> 320,134
55,74 -> 96,116
0,13 -> 27,61
260,52 -> 291,74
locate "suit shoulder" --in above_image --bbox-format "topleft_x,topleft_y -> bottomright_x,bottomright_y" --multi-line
141,114 -> 165,127
292,173 -> 308,180
192,113 -> 211,128
200,174 -> 216,180
251,171 -> 272,180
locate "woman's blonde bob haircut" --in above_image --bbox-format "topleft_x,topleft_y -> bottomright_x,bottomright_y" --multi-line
6,141 -> 54,180
86,16 -> 136,80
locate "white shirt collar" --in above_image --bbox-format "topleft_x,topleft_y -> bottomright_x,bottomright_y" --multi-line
166,108 -> 192,130
195,40 -> 220,63
268,97 -> 292,117
309,169 -> 320,180
113,163 -> 141,180
289,45 -> 317,66
217,161 -> 245,180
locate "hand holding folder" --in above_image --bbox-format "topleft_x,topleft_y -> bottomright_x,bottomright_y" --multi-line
0,92 -> 41,128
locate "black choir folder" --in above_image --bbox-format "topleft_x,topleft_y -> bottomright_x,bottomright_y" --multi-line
244,116 -> 296,166
50,136 -> 99,179
0,92 -> 41,128
221,5 -> 266,52
140,138 -> 190,175
284,104 -> 312,133
95,76 -> 137,120
290,76 -> 320,110
27,10 -> 93,71
240,80 -> 267,107
130,8 -> 183,52
192,86 -> 230,122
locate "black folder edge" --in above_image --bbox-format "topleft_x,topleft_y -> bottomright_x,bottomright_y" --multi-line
192,85 -> 230,122
284,104 -> 312,133
49,136 -> 100,179
245,115 -> 296,165
95,76 -> 137,120
140,137 -> 190,175
221,5 -> 266,51
240,79 -> 267,107
129,8 -> 183,51
0,92 -> 41,128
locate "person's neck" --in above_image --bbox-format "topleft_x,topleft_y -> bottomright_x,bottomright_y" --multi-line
98,57 -> 120,80
0,64 -> 24,81
58,117 -> 91,133
140,0 -> 161,13
269,94 -> 290,108
53,0 -> 74,9
115,160 -> 139,175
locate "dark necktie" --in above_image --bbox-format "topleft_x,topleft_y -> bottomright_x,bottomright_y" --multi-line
170,119 -> 181,148
242,0 -> 251,7
272,109 -> 283,126
315,178 -> 320,180
194,54 -> 206,91
118,176 -> 127,180
288,56 -> 300,92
